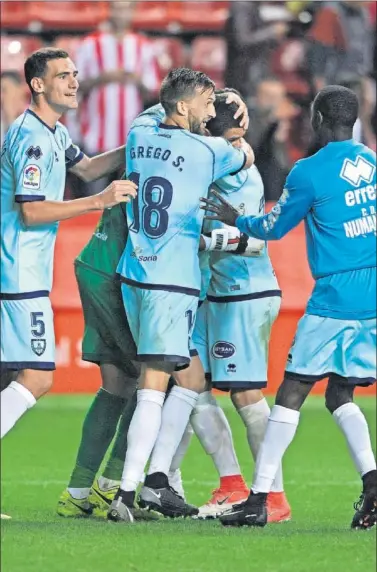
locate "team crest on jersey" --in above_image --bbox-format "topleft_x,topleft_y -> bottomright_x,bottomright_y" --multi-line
26,146 -> 43,160
31,339 -> 46,356
340,156 -> 375,187
211,341 -> 236,359
23,164 -> 41,190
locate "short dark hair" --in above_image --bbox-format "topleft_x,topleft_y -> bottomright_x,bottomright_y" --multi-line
0,70 -> 23,85
313,85 -> 359,129
206,88 -> 245,137
24,47 -> 69,94
159,68 -> 215,115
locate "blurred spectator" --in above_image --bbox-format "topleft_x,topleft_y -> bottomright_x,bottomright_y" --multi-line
307,1 -> 375,149
73,0 -> 159,195
224,1 -> 291,99
307,1 -> 374,87
1,70 -> 27,144
247,78 -> 300,200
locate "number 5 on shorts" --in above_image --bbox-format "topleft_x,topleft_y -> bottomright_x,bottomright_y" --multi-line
30,312 -> 45,338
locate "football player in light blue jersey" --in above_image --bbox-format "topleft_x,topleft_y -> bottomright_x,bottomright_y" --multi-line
188,91 -> 291,522
0,47 -> 138,445
109,68 -> 254,522
203,85 -> 377,529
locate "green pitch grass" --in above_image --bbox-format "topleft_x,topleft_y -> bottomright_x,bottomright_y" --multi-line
1,395 -> 376,572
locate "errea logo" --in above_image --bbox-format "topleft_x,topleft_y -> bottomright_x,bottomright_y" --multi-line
340,156 -> 375,187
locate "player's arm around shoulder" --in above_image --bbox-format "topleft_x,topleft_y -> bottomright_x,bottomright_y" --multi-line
209,136 -> 254,182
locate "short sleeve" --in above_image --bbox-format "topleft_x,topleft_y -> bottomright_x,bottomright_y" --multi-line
59,123 -> 84,169
207,137 -> 246,182
11,132 -> 54,203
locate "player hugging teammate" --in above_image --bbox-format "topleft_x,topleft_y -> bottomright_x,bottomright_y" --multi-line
1,48 -> 375,530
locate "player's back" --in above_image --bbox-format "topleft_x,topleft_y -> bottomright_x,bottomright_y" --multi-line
118,122 -> 246,294
1,111 -> 70,294
207,165 -> 279,298
301,139 -> 376,318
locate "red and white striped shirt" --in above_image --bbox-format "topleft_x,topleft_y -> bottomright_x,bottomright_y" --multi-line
75,32 -> 159,154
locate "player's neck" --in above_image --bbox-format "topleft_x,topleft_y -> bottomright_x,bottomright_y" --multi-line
29,100 -> 62,130
318,126 -> 353,146
163,115 -> 188,130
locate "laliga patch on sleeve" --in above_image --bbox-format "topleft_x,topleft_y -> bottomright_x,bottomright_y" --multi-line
22,164 -> 41,190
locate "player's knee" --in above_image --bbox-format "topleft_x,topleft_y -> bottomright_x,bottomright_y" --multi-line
325,378 -> 354,414
230,388 -> 264,409
17,369 -> 54,399
275,377 -> 311,411
100,362 -> 138,399
174,356 -> 206,394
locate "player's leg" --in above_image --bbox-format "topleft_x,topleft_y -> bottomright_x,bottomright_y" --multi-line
324,318 -> 376,528
183,300 -> 247,517
1,297 -> 55,439
221,314 -> 376,527
58,363 -> 138,518
228,296 -> 290,522
168,420 -> 194,499
136,356 -> 204,518
109,286 -> 199,521
57,267 -> 139,517
221,313 -> 322,527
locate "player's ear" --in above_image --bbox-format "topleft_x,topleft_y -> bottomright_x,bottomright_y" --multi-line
176,100 -> 188,117
30,77 -> 44,95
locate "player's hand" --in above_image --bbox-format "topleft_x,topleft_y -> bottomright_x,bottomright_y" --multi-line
96,180 -> 138,210
200,189 -> 241,227
225,92 -> 249,130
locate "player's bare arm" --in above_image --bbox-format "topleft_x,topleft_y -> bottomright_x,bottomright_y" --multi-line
20,179 -> 137,226
69,146 -> 127,182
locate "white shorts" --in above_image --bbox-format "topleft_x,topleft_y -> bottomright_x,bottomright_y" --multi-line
121,283 -> 198,368
192,294 -> 281,390
0,294 -> 55,370
285,313 -> 377,386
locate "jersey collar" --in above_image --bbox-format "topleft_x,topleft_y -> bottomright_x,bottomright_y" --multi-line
158,123 -> 183,130
26,109 -> 56,134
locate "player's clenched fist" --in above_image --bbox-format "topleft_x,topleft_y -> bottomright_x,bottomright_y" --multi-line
97,180 -> 138,209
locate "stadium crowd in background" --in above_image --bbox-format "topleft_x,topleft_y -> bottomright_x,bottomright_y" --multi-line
1,0 -> 376,201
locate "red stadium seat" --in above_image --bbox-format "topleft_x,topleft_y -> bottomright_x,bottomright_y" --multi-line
191,37 -> 226,87
28,1 -> 108,30
153,37 -> 187,77
0,2 -> 30,30
133,1 -> 171,31
1,36 -> 42,72
171,1 -> 229,32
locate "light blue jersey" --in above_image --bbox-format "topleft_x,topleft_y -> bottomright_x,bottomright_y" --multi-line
206,165 -> 280,299
117,119 -> 246,295
237,140 -> 376,320
1,109 -> 83,295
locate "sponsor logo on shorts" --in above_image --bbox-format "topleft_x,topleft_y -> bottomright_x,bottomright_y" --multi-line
31,339 -> 46,356
23,164 -> 41,190
227,363 -> 237,373
211,341 -> 236,359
